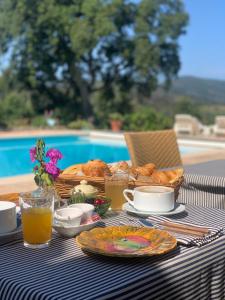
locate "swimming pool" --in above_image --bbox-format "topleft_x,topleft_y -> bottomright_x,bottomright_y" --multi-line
0,135 -> 206,178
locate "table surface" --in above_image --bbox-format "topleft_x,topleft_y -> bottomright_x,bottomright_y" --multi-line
185,159 -> 225,177
1,204 -> 225,300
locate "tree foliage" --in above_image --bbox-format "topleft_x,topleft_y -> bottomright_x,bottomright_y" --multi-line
0,0 -> 188,121
123,106 -> 172,131
174,95 -> 201,119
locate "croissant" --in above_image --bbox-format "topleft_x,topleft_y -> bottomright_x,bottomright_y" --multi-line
150,170 -> 170,184
82,159 -> 110,177
163,168 -> 184,183
133,166 -> 152,177
142,163 -> 156,175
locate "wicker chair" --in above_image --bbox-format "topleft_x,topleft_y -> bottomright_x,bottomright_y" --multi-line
124,130 -> 182,169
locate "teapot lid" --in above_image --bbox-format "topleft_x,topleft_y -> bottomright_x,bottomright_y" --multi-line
74,180 -> 98,194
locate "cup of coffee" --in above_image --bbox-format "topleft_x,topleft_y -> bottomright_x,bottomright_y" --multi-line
123,186 -> 174,212
0,201 -> 17,234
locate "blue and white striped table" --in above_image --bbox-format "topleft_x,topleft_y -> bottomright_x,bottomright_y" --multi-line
0,204 -> 225,300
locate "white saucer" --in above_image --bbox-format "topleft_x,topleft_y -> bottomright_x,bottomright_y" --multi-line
122,202 -> 185,217
0,207 -> 22,238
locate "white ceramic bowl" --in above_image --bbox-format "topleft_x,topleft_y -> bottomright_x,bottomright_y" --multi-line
0,201 -> 17,234
69,203 -> 94,223
53,219 -> 100,238
54,207 -> 83,227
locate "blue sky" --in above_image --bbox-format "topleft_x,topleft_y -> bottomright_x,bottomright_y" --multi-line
179,0 -> 225,80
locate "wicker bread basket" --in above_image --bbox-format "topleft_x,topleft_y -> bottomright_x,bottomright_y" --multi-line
55,173 -> 184,201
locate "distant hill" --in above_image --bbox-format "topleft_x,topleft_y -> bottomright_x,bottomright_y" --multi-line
171,76 -> 225,104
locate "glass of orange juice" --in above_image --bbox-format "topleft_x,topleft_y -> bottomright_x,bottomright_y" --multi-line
105,171 -> 129,211
19,191 -> 54,249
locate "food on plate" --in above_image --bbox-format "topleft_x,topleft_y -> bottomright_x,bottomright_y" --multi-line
82,159 -> 110,177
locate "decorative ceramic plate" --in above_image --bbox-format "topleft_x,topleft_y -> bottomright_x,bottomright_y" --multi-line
76,226 -> 177,257
123,202 -> 185,217
0,207 -> 22,238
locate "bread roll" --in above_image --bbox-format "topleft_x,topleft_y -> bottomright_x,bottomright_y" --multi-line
82,159 -> 110,177
143,163 -> 156,175
110,161 -> 130,173
62,164 -> 83,175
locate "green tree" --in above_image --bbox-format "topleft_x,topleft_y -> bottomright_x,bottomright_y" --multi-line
174,96 -> 201,119
0,91 -> 34,127
0,0 -> 188,120
123,106 -> 172,131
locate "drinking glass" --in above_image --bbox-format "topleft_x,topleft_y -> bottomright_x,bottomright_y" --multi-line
105,171 -> 129,211
19,191 -> 54,249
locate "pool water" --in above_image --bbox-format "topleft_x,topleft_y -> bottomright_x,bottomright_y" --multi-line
0,135 -> 129,177
0,135 -> 205,178
179,146 -> 207,155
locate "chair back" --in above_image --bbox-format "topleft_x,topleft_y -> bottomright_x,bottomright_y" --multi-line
124,129 -> 182,168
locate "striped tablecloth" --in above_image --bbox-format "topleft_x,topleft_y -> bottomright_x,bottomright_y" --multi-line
1,204 -> 225,300
179,173 -> 225,209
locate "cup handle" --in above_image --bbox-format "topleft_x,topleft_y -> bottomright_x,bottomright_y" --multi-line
123,189 -> 135,207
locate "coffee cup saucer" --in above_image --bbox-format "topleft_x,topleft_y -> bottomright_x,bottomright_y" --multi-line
0,207 -> 22,238
122,202 -> 185,217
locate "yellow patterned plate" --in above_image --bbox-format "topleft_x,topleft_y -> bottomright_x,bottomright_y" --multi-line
76,226 -> 177,257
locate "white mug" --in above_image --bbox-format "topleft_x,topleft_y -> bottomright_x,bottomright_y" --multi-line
123,186 -> 174,212
0,201 -> 17,234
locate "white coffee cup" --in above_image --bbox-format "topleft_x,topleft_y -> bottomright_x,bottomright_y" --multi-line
0,201 -> 17,234
123,186 -> 174,212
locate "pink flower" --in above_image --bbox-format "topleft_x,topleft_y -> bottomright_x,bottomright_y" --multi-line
30,147 -> 37,162
46,148 -> 63,164
45,162 -> 60,179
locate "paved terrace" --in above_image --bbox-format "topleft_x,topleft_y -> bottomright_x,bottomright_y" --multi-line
1,129 -> 225,195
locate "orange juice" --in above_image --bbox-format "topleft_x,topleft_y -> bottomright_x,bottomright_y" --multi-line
105,181 -> 128,210
21,207 -> 52,245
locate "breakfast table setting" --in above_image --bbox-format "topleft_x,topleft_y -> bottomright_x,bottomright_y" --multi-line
1,139 -> 225,300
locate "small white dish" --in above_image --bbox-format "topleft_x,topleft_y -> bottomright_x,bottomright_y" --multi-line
0,207 -> 22,238
0,201 -> 17,234
53,218 -> 100,238
54,207 -> 83,226
122,202 -> 185,217
69,203 -> 94,223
